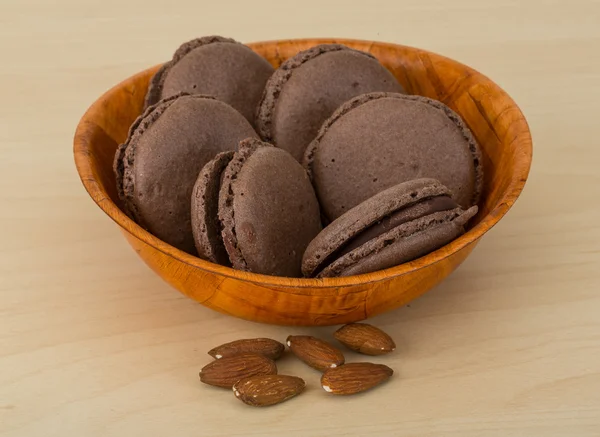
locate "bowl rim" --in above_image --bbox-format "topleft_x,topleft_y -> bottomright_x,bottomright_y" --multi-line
73,37 -> 532,289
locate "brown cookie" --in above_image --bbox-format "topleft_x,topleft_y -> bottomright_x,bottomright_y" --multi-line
114,93 -> 257,254
302,179 -> 478,278
191,138 -> 322,277
146,36 -> 274,125
256,44 -> 404,162
304,92 -> 483,221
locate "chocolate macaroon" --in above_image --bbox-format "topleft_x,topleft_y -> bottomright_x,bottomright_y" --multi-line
145,36 -> 274,124
191,138 -> 322,277
256,44 -> 405,162
302,179 -> 478,278
304,92 -> 483,221
114,93 -> 257,254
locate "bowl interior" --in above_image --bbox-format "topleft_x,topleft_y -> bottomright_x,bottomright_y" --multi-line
74,38 -> 532,288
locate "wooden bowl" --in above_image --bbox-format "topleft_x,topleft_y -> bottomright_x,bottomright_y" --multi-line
74,38 -> 532,326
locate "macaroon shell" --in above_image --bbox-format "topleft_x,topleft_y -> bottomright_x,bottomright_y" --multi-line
145,36 -> 237,108
306,93 -> 482,220
257,44 -> 404,162
333,196 -> 459,259
124,95 -> 257,254
301,178 -> 452,277
219,139 -> 322,277
318,206 -> 478,278
191,151 -> 235,264
147,37 -> 274,124
334,219 -> 463,277
217,139 -> 264,272
114,95 -> 181,217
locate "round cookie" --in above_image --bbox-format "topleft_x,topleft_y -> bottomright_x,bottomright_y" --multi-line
191,138 -> 322,277
114,93 -> 257,254
145,36 -> 274,124
256,44 -> 405,162
302,179 -> 478,278
190,151 -> 235,265
304,92 -> 483,221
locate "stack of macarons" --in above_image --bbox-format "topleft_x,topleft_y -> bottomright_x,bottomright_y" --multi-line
114,36 -> 482,278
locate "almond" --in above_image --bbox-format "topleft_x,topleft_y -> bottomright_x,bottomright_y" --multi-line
286,335 -> 345,371
334,323 -> 396,355
321,362 -> 393,395
199,353 -> 277,388
233,375 -> 306,407
208,338 -> 285,360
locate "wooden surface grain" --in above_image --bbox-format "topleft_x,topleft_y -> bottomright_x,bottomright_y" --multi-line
1,0 -> 599,435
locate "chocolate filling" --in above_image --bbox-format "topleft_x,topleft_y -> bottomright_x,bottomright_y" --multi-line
313,196 -> 458,276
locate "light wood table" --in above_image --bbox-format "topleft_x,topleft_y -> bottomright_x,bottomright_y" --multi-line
1,0 -> 599,435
